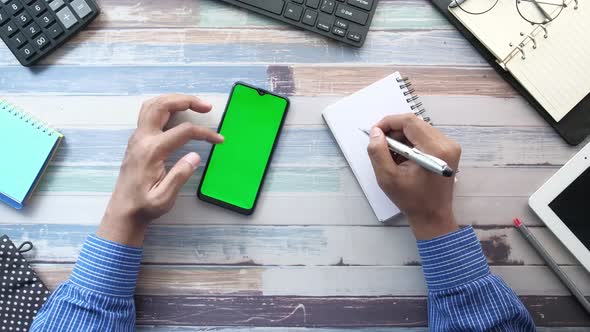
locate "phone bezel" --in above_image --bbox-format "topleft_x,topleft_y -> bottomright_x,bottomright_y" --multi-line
197,82 -> 290,215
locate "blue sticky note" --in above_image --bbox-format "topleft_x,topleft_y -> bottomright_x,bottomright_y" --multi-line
0,100 -> 63,209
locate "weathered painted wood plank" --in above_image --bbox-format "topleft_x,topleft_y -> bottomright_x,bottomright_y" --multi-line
290,66 -> 517,97
0,66 -> 515,97
0,194 -> 543,227
137,328 -> 431,332
37,164 -> 560,198
2,225 -> 580,266
39,166 -> 340,193
134,295 -> 431,327
0,66 -> 269,95
88,0 -> 450,30
133,295 -> 590,327
136,328 -> 589,332
0,30 -> 485,66
34,264 -> 590,296
1,95 -> 548,128
43,127 -> 579,170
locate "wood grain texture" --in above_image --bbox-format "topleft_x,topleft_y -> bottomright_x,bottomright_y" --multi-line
87,0 -> 450,30
41,127 -> 581,169
0,65 -> 518,97
33,264 -> 590,296
0,95 -> 549,127
133,295 -> 590,327
4,225 -> 581,266
136,328 -> 589,332
1,30 -> 484,66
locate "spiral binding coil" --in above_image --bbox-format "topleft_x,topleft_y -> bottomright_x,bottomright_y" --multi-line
0,100 -> 55,136
396,76 -> 431,123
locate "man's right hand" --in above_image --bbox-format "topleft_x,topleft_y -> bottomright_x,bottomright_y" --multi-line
367,114 -> 462,240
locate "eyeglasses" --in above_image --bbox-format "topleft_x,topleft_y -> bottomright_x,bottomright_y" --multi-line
453,0 -> 579,24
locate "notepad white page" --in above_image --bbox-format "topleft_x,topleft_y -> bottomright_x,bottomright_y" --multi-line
505,4 -> 590,122
450,0 -> 590,122
322,72 -> 415,222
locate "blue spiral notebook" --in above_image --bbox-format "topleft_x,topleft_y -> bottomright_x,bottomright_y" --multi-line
0,100 -> 63,209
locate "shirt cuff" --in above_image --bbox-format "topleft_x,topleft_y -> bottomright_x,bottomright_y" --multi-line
69,234 -> 143,297
417,226 -> 490,292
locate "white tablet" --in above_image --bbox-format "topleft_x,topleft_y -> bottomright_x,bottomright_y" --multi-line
529,142 -> 590,273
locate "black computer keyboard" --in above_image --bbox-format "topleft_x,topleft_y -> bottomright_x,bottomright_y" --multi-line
218,0 -> 379,47
0,0 -> 99,66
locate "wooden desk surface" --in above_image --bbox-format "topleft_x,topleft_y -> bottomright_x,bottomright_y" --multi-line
1,0 -> 589,330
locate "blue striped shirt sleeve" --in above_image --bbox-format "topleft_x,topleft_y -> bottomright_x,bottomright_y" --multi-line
30,235 -> 142,332
417,226 -> 536,331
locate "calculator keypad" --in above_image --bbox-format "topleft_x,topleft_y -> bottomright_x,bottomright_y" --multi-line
0,0 -> 100,66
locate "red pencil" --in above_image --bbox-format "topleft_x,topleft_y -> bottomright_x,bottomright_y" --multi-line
513,218 -> 590,314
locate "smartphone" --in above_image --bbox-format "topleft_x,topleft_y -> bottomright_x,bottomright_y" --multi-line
197,82 -> 290,215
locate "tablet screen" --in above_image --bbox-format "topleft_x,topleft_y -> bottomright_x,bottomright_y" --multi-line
549,166 -> 590,250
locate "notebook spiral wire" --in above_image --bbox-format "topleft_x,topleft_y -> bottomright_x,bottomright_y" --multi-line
0,100 -> 55,136
396,77 -> 431,123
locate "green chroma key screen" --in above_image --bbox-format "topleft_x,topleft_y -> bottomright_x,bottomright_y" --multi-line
198,83 -> 289,213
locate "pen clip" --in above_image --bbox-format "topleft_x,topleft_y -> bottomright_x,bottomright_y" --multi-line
412,148 -> 448,168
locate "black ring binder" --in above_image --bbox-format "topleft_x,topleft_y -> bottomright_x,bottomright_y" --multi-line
397,76 -> 431,124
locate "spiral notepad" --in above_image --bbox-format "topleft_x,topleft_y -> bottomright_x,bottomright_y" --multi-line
322,72 -> 429,222
449,0 -> 589,122
0,100 -> 63,209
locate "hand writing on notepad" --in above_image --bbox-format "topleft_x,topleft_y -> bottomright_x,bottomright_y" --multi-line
367,114 -> 461,240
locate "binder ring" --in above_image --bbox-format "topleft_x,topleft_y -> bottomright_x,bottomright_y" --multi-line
515,46 -> 526,59
519,32 -> 537,49
537,24 -> 548,38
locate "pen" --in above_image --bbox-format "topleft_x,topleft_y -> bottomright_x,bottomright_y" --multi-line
359,128 -> 455,177
513,218 -> 590,314
449,0 -> 467,8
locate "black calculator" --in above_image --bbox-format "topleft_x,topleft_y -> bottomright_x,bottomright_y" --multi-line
0,0 -> 99,66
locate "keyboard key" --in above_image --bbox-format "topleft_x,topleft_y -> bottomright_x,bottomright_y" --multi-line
316,19 -> 330,32
334,19 -> 348,29
70,0 -> 92,19
29,1 -> 47,17
236,0 -> 284,15
306,0 -> 320,9
23,22 -> 40,37
10,32 -> 26,47
6,1 -> 23,16
320,0 -> 335,14
347,30 -> 362,42
46,23 -> 63,39
292,0 -> 304,3
38,12 -> 55,27
284,3 -> 303,21
33,33 -> 49,49
0,8 -> 8,25
347,0 -> 373,11
56,7 -> 77,29
16,11 -> 32,27
0,21 -> 17,37
335,4 -> 368,25
332,26 -> 345,37
48,0 -> 65,12
302,9 -> 317,26
19,43 -> 36,59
